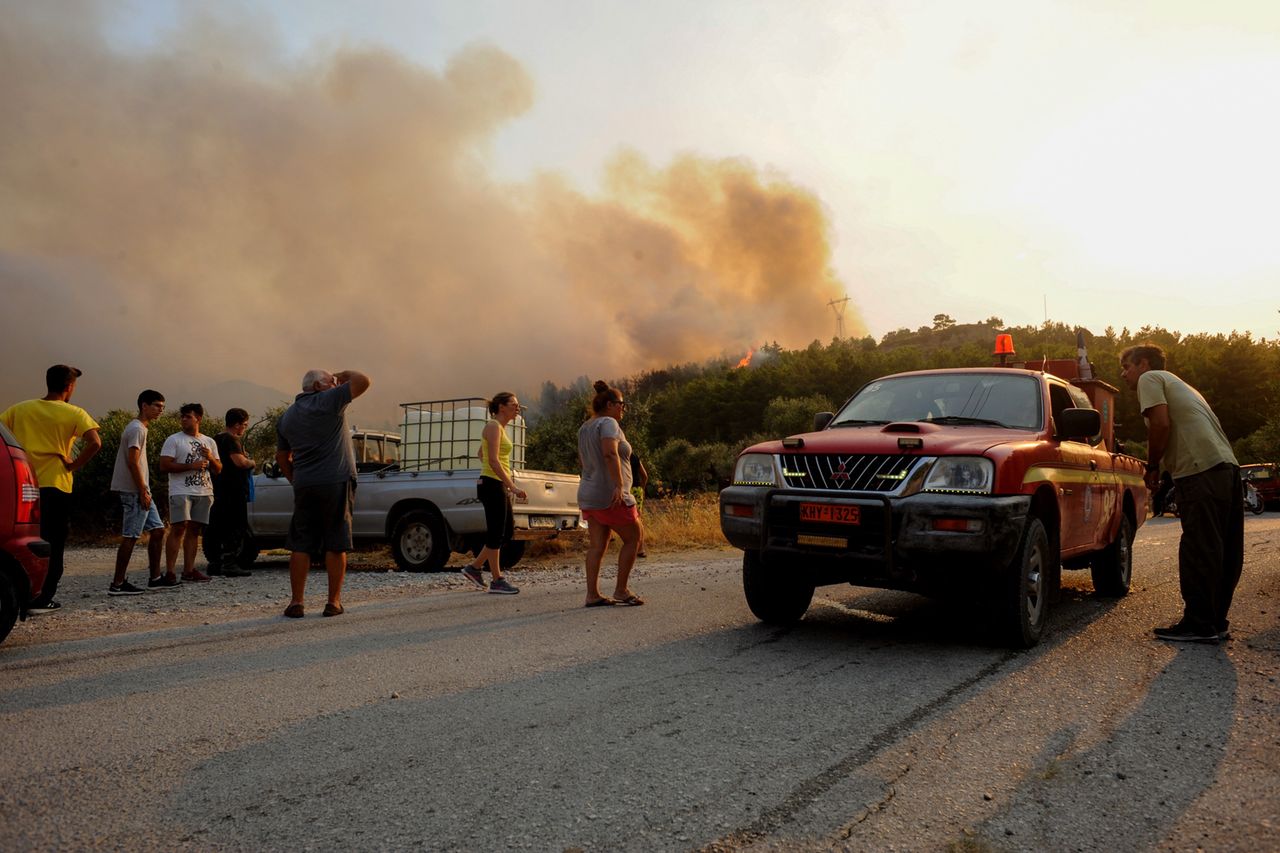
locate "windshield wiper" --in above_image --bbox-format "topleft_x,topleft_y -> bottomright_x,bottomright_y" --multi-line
921,416 -> 1009,427
830,419 -> 890,427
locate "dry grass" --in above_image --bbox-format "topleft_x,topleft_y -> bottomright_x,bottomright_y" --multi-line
525,492 -> 728,559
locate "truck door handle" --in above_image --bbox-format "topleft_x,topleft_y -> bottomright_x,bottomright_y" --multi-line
1061,488 -> 1074,496
1090,460 -> 1097,471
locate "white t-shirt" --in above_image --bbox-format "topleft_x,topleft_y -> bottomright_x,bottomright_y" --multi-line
161,431 -> 220,497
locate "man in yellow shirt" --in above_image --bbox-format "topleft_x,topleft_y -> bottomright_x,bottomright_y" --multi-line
0,365 -> 103,613
1120,344 -> 1242,645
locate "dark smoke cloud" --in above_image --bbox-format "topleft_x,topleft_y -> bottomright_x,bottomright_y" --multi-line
0,2 -> 862,422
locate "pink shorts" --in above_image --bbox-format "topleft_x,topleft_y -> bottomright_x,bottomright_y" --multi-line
582,504 -> 640,528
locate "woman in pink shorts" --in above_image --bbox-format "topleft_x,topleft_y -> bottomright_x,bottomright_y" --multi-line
577,380 -> 644,607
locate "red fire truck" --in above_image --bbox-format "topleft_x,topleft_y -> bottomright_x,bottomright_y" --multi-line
719,335 -> 1148,647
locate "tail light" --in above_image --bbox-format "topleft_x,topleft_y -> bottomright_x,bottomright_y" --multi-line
13,455 -> 40,525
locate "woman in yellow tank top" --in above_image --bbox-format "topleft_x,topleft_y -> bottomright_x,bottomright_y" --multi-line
461,393 -> 527,594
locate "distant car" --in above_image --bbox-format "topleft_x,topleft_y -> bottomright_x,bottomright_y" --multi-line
1241,463 -> 1279,510
0,422 -> 50,645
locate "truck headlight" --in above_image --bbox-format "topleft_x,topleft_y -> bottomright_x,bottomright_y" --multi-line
923,457 -> 994,494
734,453 -> 780,486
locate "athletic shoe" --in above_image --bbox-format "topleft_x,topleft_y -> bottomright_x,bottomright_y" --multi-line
108,581 -> 146,596
1153,622 -> 1220,645
148,575 -> 182,590
460,565 -> 486,590
182,571 -> 213,583
27,600 -> 62,614
488,578 -> 519,595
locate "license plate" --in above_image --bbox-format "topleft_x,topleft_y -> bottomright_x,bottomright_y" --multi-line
529,516 -> 557,529
799,503 -> 861,525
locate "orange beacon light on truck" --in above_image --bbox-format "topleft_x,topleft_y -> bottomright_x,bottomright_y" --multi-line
993,334 -> 1015,365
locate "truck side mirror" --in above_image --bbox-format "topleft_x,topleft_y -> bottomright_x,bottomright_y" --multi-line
1058,407 -> 1101,441
814,412 -> 835,431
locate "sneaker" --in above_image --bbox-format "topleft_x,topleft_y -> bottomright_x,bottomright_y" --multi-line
148,574 -> 182,590
460,565 -> 486,590
488,577 -> 519,595
27,600 -> 62,614
1153,622 -> 1220,644
108,581 -> 145,596
182,571 -> 213,583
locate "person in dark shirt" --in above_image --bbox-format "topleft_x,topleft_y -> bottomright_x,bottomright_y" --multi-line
209,408 -> 256,577
276,369 -> 370,618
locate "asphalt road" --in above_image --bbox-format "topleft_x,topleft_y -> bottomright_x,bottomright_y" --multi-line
2,516 -> 1278,852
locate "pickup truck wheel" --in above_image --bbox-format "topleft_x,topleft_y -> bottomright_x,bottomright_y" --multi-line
0,572 -> 18,645
1090,513 -> 1133,597
999,517 -> 1050,648
500,540 -> 526,568
742,550 -> 814,625
392,511 -> 449,572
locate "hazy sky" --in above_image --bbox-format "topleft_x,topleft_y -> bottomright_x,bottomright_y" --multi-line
3,0 -> 1277,419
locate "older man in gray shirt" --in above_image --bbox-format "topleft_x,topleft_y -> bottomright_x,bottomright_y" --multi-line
275,368 -> 371,619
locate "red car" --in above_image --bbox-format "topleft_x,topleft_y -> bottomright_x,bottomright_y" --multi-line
1241,463 -> 1280,510
0,421 -> 49,645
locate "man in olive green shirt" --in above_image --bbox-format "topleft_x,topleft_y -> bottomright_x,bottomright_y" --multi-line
1120,344 -> 1242,645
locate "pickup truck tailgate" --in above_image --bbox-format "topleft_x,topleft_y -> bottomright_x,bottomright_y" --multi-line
512,470 -> 584,538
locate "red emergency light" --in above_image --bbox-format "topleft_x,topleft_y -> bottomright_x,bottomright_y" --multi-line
993,334 -> 1015,366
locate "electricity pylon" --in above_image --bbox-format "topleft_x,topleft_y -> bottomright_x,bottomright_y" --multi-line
828,296 -> 850,339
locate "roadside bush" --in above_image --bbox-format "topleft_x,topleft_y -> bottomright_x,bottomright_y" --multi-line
762,394 -> 834,437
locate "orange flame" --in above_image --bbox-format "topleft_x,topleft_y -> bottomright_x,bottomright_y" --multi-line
735,348 -> 754,369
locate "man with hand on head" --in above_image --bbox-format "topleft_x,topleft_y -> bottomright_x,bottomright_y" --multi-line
276,369 -> 370,619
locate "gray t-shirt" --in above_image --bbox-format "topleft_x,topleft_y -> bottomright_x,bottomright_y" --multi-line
109,418 -> 149,493
276,384 -> 356,488
577,416 -> 635,510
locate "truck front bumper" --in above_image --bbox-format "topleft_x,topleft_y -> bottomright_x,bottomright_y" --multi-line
720,486 -> 1031,586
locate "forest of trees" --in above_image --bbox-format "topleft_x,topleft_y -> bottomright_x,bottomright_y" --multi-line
526,319 -> 1280,494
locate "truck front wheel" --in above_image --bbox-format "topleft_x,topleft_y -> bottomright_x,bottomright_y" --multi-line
392,511 -> 450,572
1090,513 -> 1133,597
999,517 -> 1050,648
742,550 -> 814,625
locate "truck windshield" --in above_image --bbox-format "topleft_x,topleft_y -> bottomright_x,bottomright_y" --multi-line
832,373 -> 1043,430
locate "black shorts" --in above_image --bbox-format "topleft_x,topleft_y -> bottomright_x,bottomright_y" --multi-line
477,476 -> 514,549
287,480 -> 355,554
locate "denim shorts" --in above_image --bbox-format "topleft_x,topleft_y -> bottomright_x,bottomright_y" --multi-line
117,491 -> 165,538
169,494 -> 214,524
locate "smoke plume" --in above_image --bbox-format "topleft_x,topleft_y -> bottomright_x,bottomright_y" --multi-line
0,3 -> 861,422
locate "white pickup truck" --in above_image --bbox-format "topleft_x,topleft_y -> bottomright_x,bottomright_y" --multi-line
208,398 -> 584,571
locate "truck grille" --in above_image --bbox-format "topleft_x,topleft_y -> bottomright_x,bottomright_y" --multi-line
780,454 -> 923,492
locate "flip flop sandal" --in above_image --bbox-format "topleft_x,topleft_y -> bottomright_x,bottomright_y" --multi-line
617,594 -> 645,606
584,597 -> 618,607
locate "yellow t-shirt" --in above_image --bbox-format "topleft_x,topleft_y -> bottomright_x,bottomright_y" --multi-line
478,419 -> 512,481
1136,370 -> 1237,479
0,399 -> 100,492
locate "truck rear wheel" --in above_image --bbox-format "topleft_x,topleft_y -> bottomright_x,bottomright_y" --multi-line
999,517 -> 1050,648
500,540 -> 526,568
0,570 -> 18,645
392,510 -> 450,572
742,550 -> 814,625
1090,513 -> 1133,597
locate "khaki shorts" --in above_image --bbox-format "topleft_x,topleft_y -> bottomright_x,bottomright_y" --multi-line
169,494 -> 213,524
